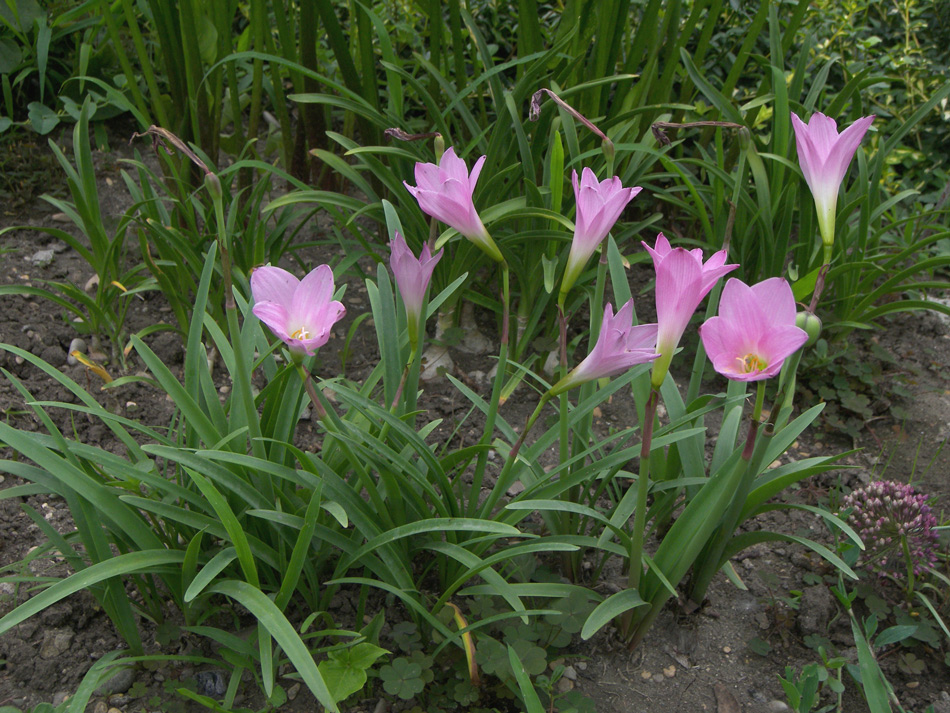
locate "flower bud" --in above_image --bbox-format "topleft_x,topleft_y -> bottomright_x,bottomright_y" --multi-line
795,310 -> 822,346
204,173 -> 223,202
738,126 -> 752,151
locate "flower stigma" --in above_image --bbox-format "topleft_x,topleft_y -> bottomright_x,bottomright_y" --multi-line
738,353 -> 767,373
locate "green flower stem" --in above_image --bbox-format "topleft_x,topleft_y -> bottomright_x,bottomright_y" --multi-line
771,348 -> 804,432
565,252 -> 610,579
376,347 -> 418,445
468,263 -> 510,517
687,383 -> 772,604
557,307 -> 570,470
627,386 -> 660,592
556,307 -> 574,578
209,180 -> 265,463
900,536 -> 916,602
294,363 -> 395,530
479,391 -> 553,519
751,379 -> 766,425
569,251 -> 608,470
389,348 -> 418,412
589,248 -> 609,341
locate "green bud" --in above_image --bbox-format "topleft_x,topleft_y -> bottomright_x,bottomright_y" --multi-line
796,311 -> 822,347
738,127 -> 752,151
204,173 -> 222,202
434,134 -> 445,162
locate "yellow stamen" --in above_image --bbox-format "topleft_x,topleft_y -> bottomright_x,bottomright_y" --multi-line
290,327 -> 311,340
737,353 -> 766,373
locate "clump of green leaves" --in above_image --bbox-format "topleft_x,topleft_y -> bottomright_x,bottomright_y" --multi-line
798,337 -> 915,440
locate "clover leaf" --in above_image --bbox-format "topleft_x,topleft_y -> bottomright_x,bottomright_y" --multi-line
380,657 -> 426,700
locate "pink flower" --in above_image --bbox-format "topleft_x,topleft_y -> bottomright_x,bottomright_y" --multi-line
404,147 -> 503,262
643,233 -> 738,387
251,265 -> 345,356
390,231 -> 443,350
699,277 -> 808,382
560,168 -> 642,299
550,300 -> 658,395
790,111 -> 874,256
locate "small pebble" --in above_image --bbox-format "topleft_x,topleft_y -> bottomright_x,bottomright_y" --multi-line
507,481 -> 525,496
562,666 -> 577,681
287,683 -> 300,701
195,670 -> 227,697
640,671 -> 652,680
663,665 -> 676,678
766,701 -> 791,712
907,682 -> 919,689
67,338 -> 87,365
722,646 -> 732,654
29,249 -> 55,268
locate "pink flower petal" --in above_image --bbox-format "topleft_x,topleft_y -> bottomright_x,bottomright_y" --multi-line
469,154 -> 487,190
290,264 -> 335,326
699,276 -> 808,382
252,302 -> 291,341
250,263 -> 346,356
749,277 -> 798,326
250,266 -> 298,308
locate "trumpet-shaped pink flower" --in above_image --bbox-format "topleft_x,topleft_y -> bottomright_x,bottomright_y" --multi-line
551,300 -> 658,395
251,265 -> 345,356
699,277 -> 808,382
560,168 -> 642,300
791,111 -> 874,256
404,147 -> 503,262
390,231 -> 443,350
644,233 -> 738,387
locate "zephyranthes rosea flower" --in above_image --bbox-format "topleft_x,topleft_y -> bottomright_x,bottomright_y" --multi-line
644,233 -> 738,387
560,168 -> 642,301
251,264 -> 345,356
698,277 -> 808,382
550,300 -> 658,395
790,111 -> 874,261
404,146 -> 503,263
390,231 -> 443,351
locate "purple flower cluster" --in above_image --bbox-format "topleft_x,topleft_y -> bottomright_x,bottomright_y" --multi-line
844,480 -> 939,579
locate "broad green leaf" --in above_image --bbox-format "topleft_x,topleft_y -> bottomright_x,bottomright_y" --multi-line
318,643 -> 389,703
581,589 -> 647,640
207,580 -> 337,711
